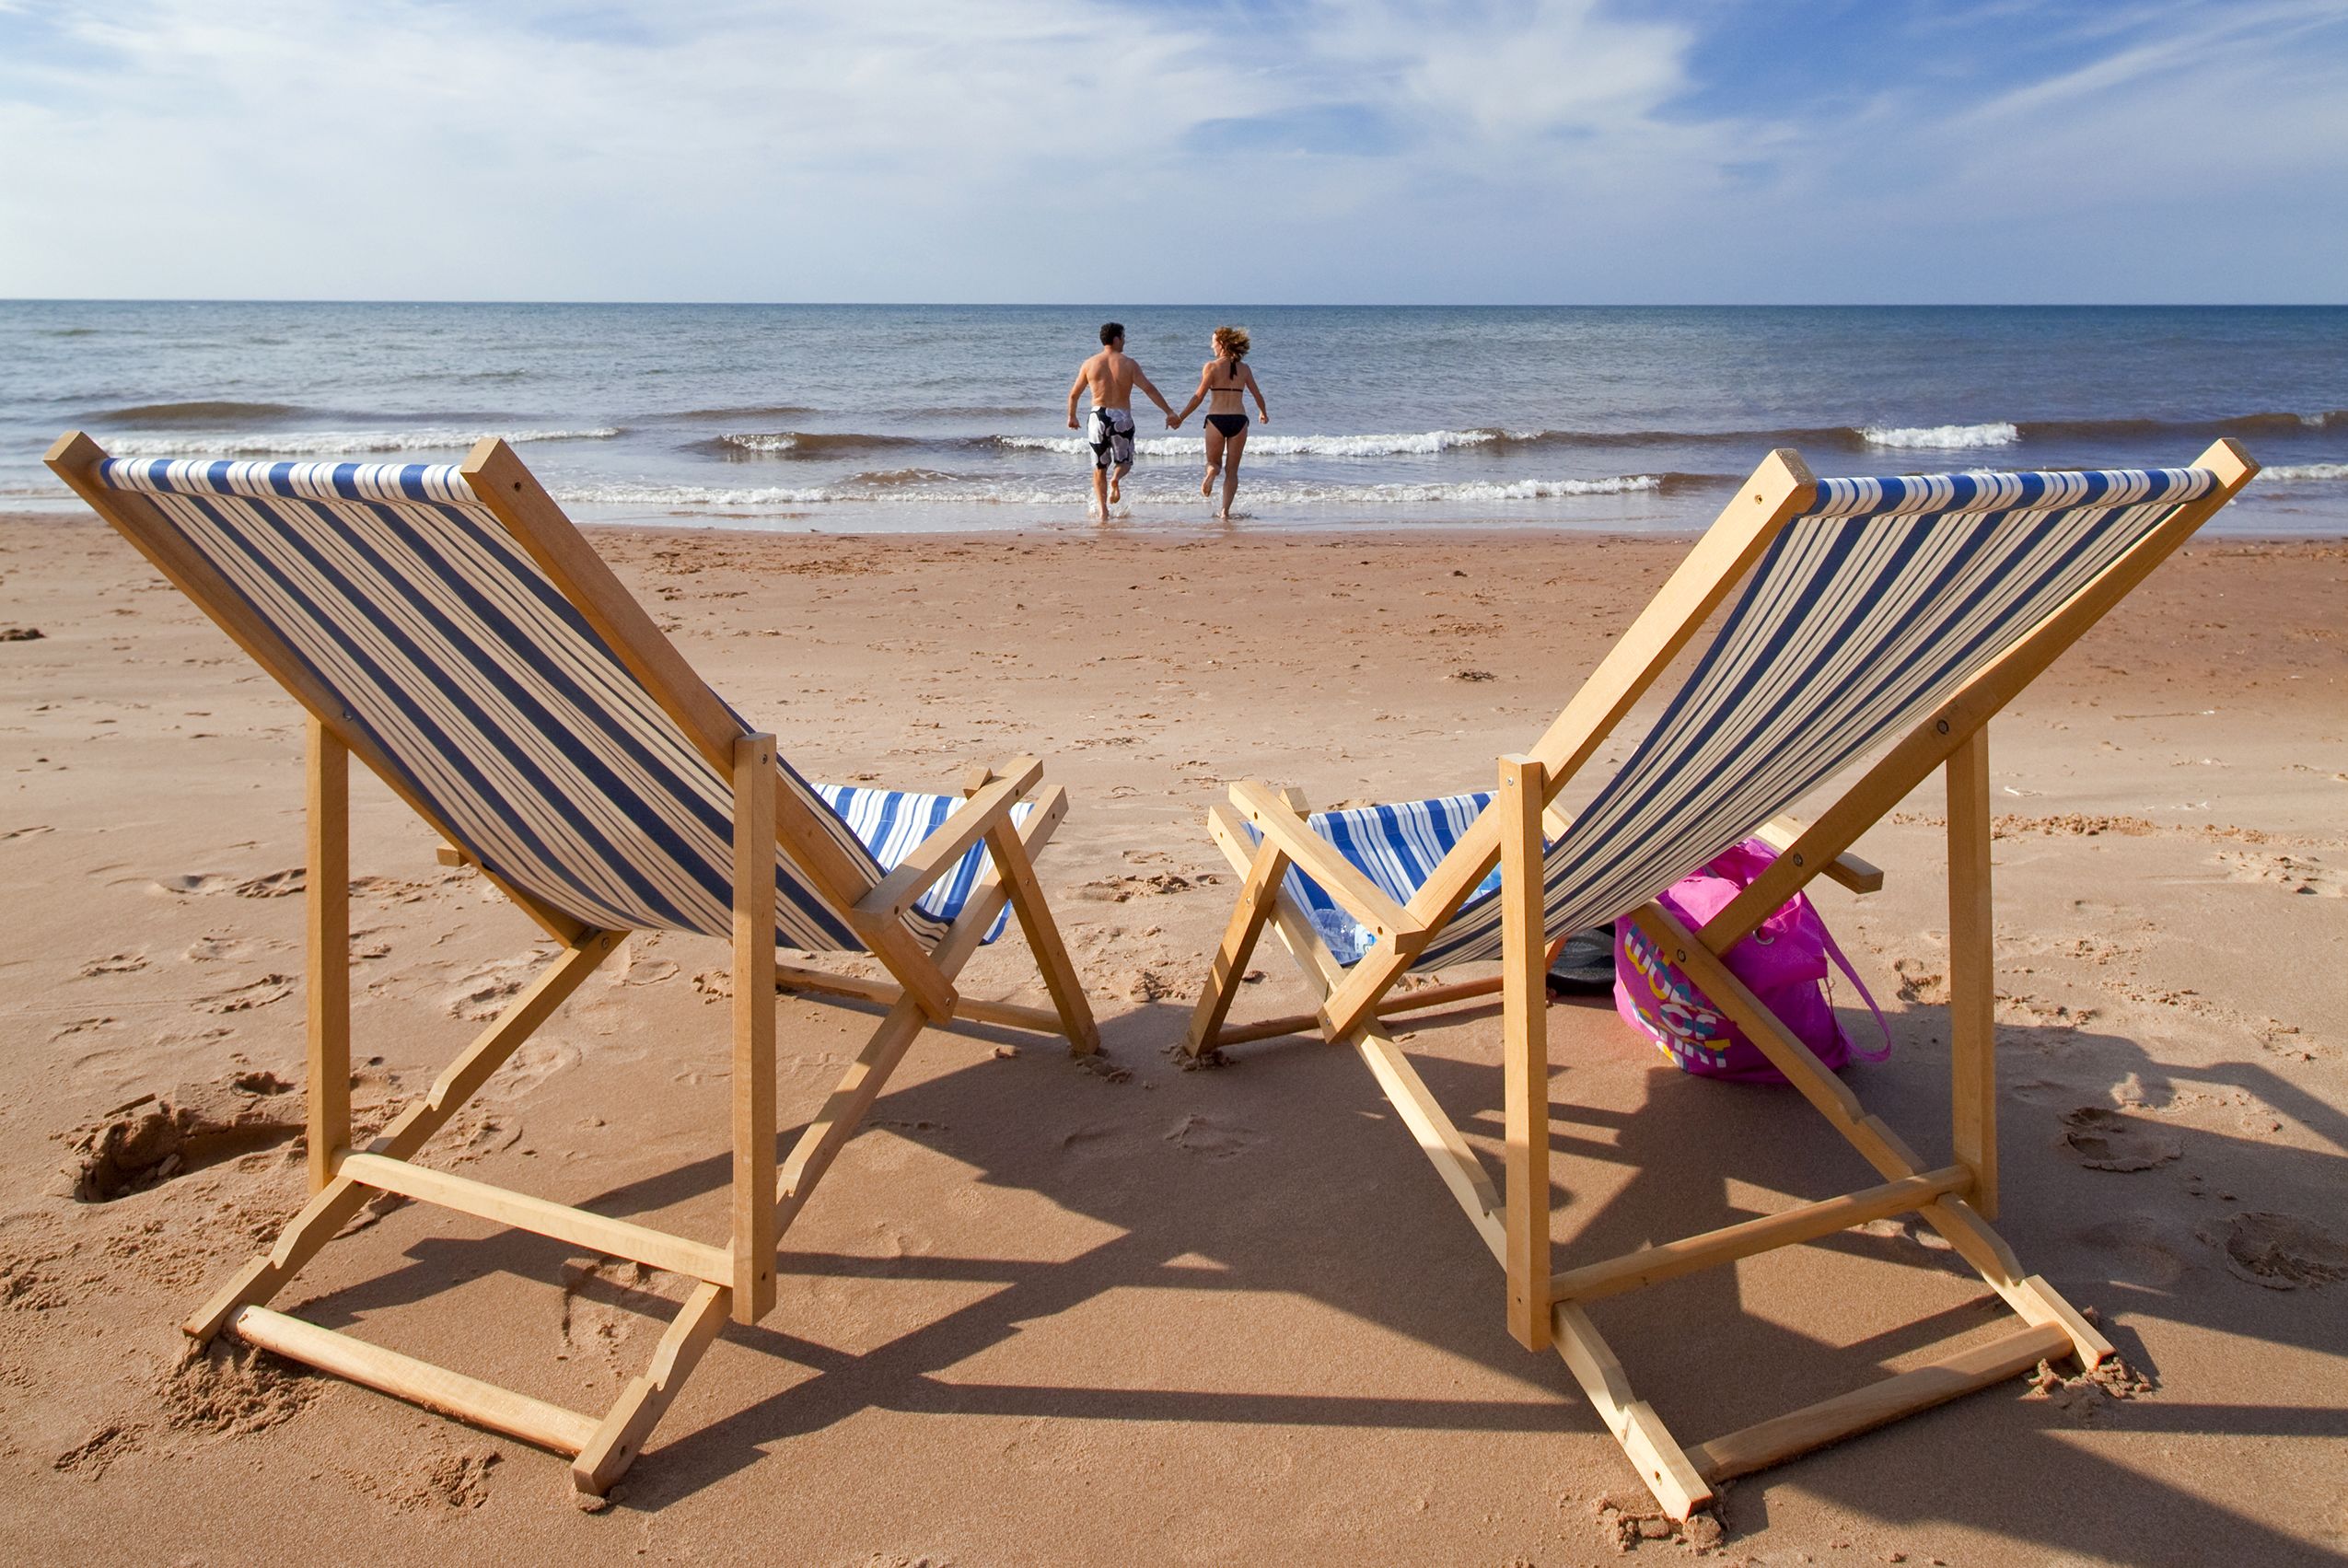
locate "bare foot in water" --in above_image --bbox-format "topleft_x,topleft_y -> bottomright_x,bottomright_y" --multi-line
1107,473 -> 1122,505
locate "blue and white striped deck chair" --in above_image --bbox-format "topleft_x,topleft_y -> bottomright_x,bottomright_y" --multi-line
45,431 -> 1098,1497
1182,442 -> 2259,1520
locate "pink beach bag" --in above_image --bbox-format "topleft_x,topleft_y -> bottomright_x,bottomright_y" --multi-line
1613,838 -> 1889,1084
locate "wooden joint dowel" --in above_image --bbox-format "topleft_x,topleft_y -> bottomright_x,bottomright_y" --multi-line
1685,1319 -> 2074,1485
227,1305 -> 600,1456
338,1153 -> 732,1284
1753,815 -> 1884,894
1547,1166 -> 1970,1306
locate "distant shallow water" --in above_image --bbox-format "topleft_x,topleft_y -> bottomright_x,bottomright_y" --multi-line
5,301 -> 2342,533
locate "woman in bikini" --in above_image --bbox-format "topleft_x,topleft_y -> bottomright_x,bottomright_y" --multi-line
1171,325 -> 1269,521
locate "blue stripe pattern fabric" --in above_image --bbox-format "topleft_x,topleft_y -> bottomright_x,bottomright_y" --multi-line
1269,467 -> 2217,970
815,784 -> 1025,942
97,458 -> 1008,950
1251,793 -> 1497,966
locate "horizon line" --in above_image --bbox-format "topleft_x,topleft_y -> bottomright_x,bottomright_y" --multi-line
5,297 -> 2345,310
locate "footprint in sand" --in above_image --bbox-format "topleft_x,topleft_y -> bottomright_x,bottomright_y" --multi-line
76,952 -> 148,978
1076,872 -> 1194,902
2074,1214 -> 2191,1287
149,868 -> 307,899
2214,849 -> 2345,897
232,867 -> 307,899
200,973 -> 296,1014
2059,1107 -> 2182,1172
484,1039 -> 583,1100
557,1258 -> 660,1369
1163,1113 -> 1261,1161
447,954 -> 547,1020
181,933 -> 251,963
2205,1211 -> 2348,1290
1891,958 -> 1948,1006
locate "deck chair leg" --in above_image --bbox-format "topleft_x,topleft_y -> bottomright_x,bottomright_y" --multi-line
982,819 -> 1100,1056
572,1281 -> 733,1494
306,717 -> 352,1192
1946,725 -> 1998,1218
183,932 -> 623,1343
1184,836 -> 1286,1057
1499,755 -> 1552,1351
732,736 -> 779,1325
1552,1305 -> 1712,1518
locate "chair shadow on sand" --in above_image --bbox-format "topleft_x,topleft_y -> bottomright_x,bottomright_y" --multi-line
292,981 -> 2348,1560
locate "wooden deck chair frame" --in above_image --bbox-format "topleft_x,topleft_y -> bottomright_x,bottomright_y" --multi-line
1181,440 -> 2258,1517
46,432 -> 1100,1495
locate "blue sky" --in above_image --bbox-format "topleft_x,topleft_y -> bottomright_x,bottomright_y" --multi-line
2,0 -> 2342,302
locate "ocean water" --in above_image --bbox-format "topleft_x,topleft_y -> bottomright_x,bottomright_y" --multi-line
3,301 -> 2342,533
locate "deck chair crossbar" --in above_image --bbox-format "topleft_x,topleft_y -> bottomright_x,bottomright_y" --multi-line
46,431 -> 1100,1494
1185,440 -> 2258,1517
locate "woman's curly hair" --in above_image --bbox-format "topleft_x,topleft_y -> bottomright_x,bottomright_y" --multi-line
1212,325 -> 1250,359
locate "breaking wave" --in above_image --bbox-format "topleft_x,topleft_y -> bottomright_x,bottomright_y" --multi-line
703,430 -> 933,458
1860,423 -> 2022,451
557,472 -> 1671,509
2264,462 -> 2348,482
996,429 -> 1501,459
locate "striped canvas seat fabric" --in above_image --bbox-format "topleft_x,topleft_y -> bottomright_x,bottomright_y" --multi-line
1274,468 -> 2218,970
816,784 -> 1022,942
1260,793 -> 1499,967
99,458 -> 1015,950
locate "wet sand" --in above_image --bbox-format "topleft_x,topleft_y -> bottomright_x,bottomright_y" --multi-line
2,513 -> 2344,1565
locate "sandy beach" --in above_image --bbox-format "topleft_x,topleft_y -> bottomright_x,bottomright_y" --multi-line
2,510 -> 2343,1566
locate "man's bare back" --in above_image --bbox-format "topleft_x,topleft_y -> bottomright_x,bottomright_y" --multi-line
1075,346 -> 1143,410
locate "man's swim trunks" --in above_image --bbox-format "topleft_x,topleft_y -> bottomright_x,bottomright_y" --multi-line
1087,407 -> 1136,470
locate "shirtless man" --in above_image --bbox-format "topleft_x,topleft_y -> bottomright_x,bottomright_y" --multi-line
1065,321 -> 1175,518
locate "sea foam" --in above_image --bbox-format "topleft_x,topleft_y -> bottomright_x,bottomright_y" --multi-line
2264,462 -> 2348,482
997,429 -> 1499,459
557,473 -> 1663,508
1860,423 -> 2022,451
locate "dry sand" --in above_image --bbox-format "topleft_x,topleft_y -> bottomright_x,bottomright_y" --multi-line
1,512 -> 2343,1566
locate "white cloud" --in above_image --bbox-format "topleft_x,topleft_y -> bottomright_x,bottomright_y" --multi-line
0,0 -> 2341,300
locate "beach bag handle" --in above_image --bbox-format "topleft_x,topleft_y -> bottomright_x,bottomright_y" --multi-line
1819,923 -> 1892,1063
